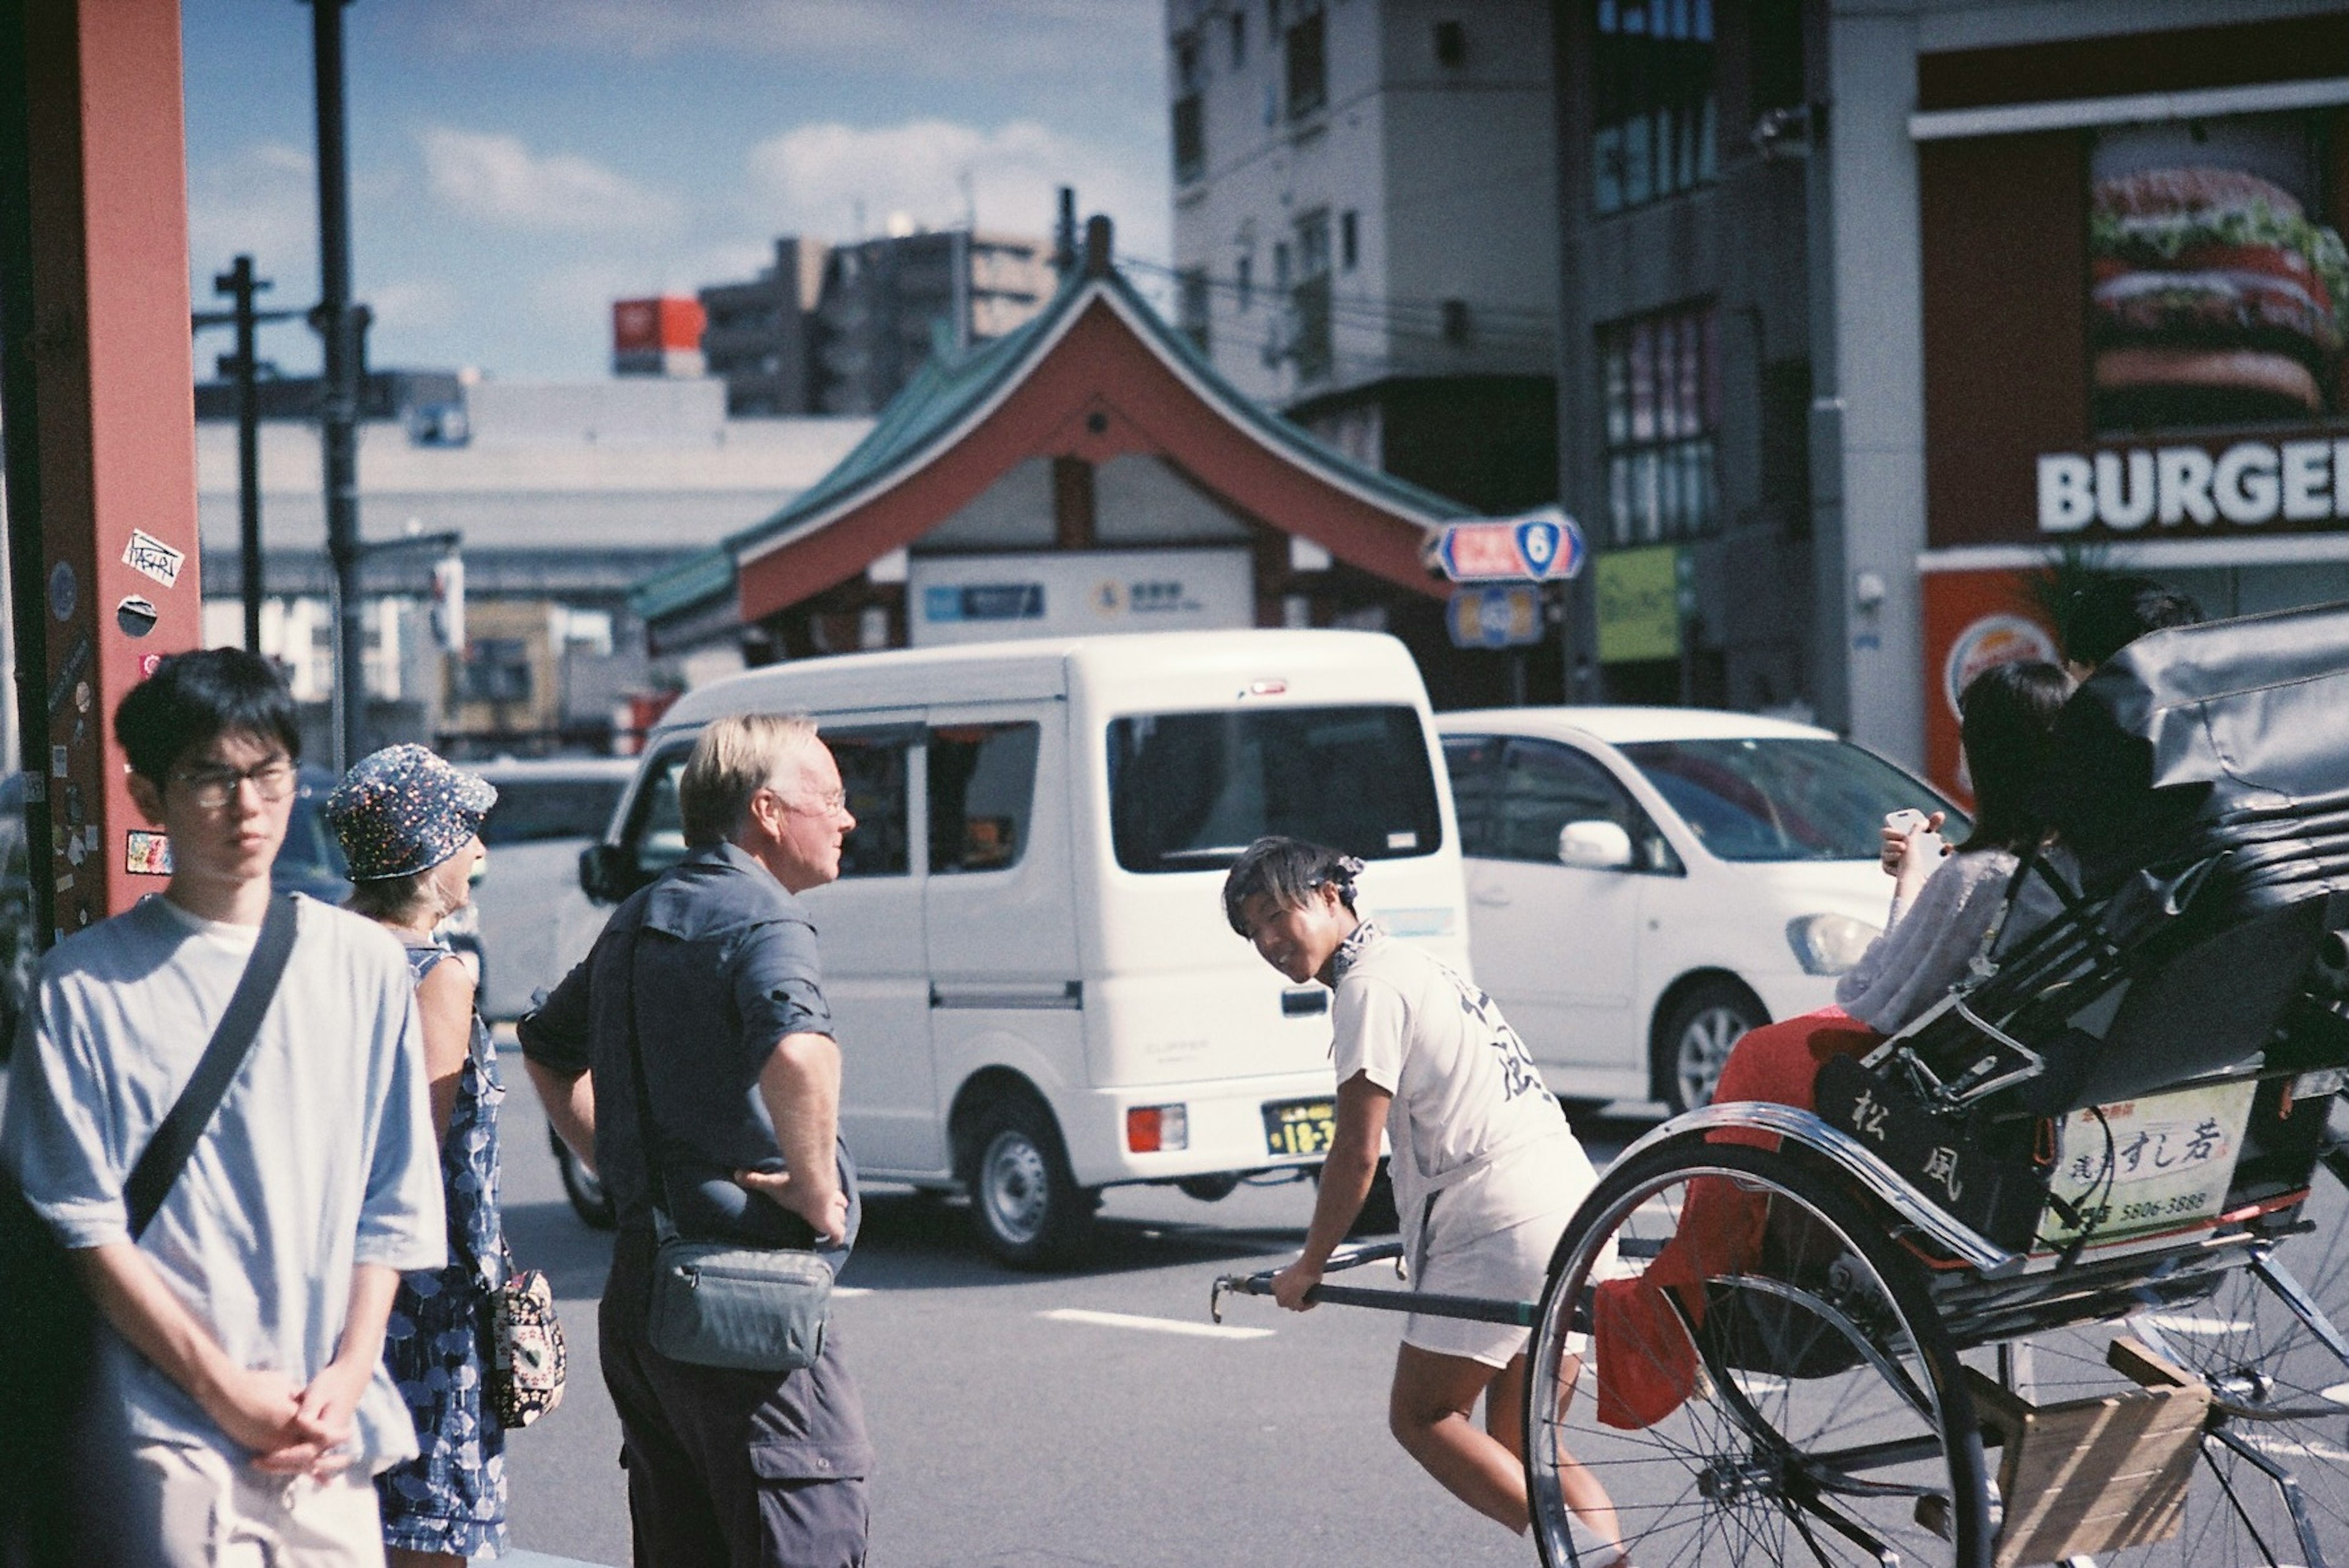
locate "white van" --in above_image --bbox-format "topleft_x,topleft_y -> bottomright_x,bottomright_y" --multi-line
573,629 -> 1469,1266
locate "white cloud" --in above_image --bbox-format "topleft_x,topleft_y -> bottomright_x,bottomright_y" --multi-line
186,141 -> 316,287
366,278 -> 464,335
745,117 -> 1167,267
417,126 -> 680,233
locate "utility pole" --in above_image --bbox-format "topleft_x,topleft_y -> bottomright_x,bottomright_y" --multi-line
193,256 -> 296,656
306,0 -> 369,773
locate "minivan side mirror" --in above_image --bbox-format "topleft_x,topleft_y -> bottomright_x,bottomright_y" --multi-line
1558,819 -> 1636,871
579,842 -> 631,904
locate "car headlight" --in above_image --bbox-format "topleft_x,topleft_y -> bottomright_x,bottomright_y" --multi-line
1787,913 -> 1881,977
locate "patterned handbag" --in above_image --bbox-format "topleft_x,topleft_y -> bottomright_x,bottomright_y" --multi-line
488,1260 -> 566,1429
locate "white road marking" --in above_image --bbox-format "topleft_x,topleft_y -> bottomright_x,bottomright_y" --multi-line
832,1286 -> 872,1298
2136,1313 -> 2253,1335
1041,1307 -> 1274,1341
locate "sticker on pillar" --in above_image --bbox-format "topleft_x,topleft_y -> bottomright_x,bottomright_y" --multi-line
46,562 -> 75,621
141,653 -> 163,677
126,830 -> 173,876
117,596 -> 159,637
74,681 -> 91,714
62,782 -> 83,826
49,745 -> 65,778
122,531 -> 185,589
46,633 -> 91,714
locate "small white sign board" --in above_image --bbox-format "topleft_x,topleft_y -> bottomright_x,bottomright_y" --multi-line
908,549 -> 1253,647
2039,1078 -> 2258,1251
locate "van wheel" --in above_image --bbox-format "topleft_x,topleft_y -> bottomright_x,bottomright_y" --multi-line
970,1100 -> 1095,1270
1653,978 -> 1768,1114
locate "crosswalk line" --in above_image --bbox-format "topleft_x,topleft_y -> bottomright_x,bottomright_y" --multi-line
1040,1307 -> 1274,1341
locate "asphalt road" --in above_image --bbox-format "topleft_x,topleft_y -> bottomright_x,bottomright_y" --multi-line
494,1049 -> 1650,1568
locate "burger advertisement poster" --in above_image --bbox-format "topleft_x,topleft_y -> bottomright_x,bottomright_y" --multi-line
2090,120 -> 2346,435
1920,87 -> 2349,553
1914,36 -> 2349,797
2035,116 -> 2349,538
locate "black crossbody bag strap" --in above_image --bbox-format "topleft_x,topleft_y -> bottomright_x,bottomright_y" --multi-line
618,923 -> 677,1222
124,895 -> 301,1239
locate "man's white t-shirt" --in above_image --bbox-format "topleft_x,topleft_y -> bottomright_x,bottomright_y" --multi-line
1329,922 -> 1588,1256
1,892 -> 444,1473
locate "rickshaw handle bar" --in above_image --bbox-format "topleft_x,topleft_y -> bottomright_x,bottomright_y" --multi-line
1209,1243 -> 1535,1325
1211,1268 -> 1537,1325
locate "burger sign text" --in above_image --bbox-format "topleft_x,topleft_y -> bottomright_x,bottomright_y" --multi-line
2038,438 -> 2349,533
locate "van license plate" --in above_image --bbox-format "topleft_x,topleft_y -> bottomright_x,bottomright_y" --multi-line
1263,1098 -> 1337,1157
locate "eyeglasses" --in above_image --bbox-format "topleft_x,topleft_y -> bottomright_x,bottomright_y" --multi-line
171,758 -> 297,809
781,787 -> 850,817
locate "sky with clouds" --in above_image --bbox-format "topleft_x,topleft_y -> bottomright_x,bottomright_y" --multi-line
181,0 -> 1170,383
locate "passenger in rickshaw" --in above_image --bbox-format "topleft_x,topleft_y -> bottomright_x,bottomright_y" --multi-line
1593,660 -> 2076,1430
2055,573 -> 2202,682
1225,839 -> 1624,1555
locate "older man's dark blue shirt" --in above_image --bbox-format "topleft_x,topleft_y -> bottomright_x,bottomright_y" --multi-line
520,839 -> 855,1251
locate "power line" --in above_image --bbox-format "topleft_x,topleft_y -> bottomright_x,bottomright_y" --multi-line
1121,253 -> 1557,334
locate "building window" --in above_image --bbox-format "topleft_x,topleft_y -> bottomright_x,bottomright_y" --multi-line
1177,267 -> 1212,355
1291,210 -> 1332,382
1229,9 -> 1247,67
1173,94 -> 1206,185
1441,298 -> 1470,345
1273,240 -> 1291,290
1285,8 -> 1326,120
1172,33 -> 1206,185
1236,253 -> 1253,311
1598,301 -> 1720,544
1433,19 -> 1466,67
1339,209 -> 1358,270
458,638 -> 532,704
1591,0 -> 1716,216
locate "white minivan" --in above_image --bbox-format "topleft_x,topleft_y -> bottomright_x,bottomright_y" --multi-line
574,629 -> 1470,1265
1434,708 -> 1967,1115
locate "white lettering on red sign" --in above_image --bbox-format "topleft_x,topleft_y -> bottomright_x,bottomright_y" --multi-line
1444,525 -> 1526,577
2040,440 -> 2349,533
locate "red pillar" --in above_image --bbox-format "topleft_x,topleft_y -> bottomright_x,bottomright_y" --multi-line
0,0 -> 201,936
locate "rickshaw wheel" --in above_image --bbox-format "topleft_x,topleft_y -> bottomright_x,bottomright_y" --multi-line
1524,1137 -> 1990,1568
1997,1118 -> 2349,1568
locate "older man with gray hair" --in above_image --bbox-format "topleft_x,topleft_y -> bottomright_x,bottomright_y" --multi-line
520,712 -> 869,1566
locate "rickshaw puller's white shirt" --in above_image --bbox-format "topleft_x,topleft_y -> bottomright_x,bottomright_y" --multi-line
1328,921 -> 1586,1248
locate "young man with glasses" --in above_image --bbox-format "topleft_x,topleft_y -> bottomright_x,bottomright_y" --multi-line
1,649 -> 444,1565
521,711 -> 872,1568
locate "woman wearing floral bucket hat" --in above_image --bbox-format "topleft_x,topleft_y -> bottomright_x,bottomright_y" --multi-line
326,745 -> 535,1566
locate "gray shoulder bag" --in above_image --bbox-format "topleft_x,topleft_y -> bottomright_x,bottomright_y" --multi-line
625,927 -> 832,1374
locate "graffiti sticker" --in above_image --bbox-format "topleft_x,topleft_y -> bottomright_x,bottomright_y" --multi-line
122,530 -> 185,589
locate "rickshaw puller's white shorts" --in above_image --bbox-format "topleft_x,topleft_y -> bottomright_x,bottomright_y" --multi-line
1402,1202 -> 1581,1366
1400,1139 -> 1594,1369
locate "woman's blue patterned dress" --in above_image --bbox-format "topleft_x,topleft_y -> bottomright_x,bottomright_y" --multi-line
375,942 -> 508,1558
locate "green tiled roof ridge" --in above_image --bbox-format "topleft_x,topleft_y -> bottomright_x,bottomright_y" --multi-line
637,264 -> 1475,623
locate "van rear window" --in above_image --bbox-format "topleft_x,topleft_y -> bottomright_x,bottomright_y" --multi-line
1107,705 -> 1442,873
481,779 -> 629,846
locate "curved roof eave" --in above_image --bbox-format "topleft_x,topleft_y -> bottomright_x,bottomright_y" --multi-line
630,544 -> 736,621
729,268 -> 1472,576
